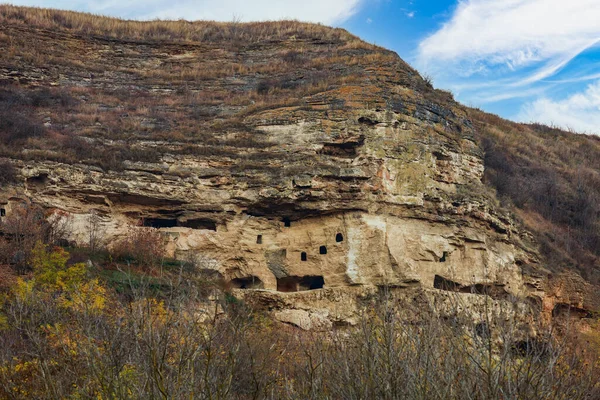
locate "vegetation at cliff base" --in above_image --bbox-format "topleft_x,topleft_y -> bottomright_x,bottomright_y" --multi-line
0,207 -> 597,399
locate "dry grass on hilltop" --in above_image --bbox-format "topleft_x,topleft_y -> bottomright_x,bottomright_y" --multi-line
0,4 -> 363,45
0,6 -> 412,172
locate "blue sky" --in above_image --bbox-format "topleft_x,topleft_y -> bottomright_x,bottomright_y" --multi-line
5,0 -> 600,133
343,0 -> 600,134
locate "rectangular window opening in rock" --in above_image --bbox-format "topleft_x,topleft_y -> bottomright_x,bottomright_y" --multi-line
257,235 -> 262,244
439,251 -> 448,262
0,208 -> 5,217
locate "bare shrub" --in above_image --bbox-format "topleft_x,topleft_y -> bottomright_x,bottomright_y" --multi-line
473,109 -> 600,284
0,160 -> 18,186
111,225 -> 167,268
0,107 -> 45,144
0,203 -> 48,272
45,209 -> 73,247
86,210 -> 104,253
284,291 -> 600,400
1,281 -> 597,399
0,204 -> 72,273
281,50 -> 305,64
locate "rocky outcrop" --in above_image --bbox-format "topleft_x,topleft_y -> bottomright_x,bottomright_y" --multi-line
0,101 -> 548,327
0,10 -> 591,329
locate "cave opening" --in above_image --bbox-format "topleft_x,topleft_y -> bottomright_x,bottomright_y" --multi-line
180,218 -> 217,231
282,217 -> 291,227
300,275 -> 325,290
141,217 -> 218,230
230,276 -> 264,290
277,277 -> 299,292
336,233 -> 344,242
551,303 -> 592,318
301,252 -> 307,261
142,217 -> 178,228
277,275 -> 325,292
461,283 -> 491,296
26,173 -> 48,187
256,235 -> 263,244
433,275 -> 461,291
358,116 -> 378,126
0,208 -> 5,217
319,245 -> 327,255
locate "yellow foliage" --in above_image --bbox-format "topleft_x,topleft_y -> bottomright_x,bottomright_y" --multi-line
0,313 -> 7,331
130,297 -> 169,326
12,278 -> 35,304
19,242 -> 108,314
30,241 -> 89,291
58,278 -> 107,314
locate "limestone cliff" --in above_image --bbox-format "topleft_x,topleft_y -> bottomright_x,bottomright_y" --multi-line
0,6 -> 596,329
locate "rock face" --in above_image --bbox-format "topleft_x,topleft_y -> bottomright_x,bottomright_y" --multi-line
0,7 -> 587,329
2,104 -> 545,327
11,104 -> 532,295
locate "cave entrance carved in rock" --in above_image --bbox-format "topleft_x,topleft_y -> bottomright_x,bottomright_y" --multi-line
433,275 -> 461,291
277,275 -> 325,292
230,276 -> 264,289
143,217 -> 178,228
141,217 -> 217,230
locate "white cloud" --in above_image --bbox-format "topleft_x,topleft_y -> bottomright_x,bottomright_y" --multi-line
5,0 -> 363,24
517,80 -> 600,134
405,11 -> 414,18
417,0 -> 600,84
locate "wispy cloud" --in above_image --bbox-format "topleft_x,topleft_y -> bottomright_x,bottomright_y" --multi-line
5,0 -> 364,24
517,80 -> 600,133
415,0 -> 600,134
417,0 -> 600,84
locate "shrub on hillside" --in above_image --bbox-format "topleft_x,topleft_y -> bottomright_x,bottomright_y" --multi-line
0,108 -> 45,144
111,225 -> 166,268
475,113 -> 600,284
0,204 -> 72,273
0,160 -> 17,186
0,281 -> 598,399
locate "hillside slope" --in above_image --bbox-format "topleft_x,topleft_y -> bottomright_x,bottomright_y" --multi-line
0,5 -> 598,324
470,111 -> 600,287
